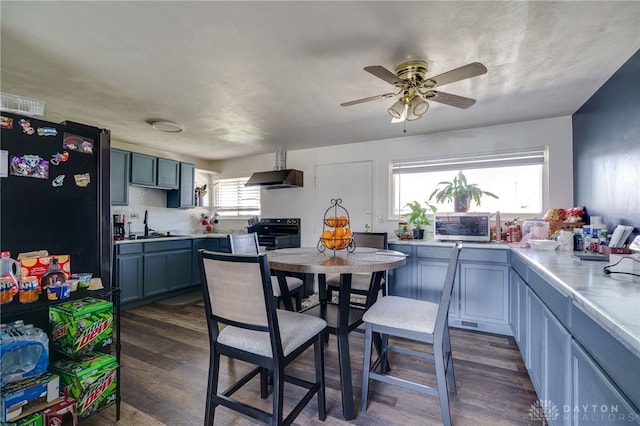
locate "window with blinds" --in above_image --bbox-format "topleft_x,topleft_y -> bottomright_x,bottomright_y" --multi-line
212,177 -> 261,217
391,148 -> 547,216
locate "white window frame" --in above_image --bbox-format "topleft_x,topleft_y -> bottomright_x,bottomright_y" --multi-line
212,176 -> 261,217
389,147 -> 548,218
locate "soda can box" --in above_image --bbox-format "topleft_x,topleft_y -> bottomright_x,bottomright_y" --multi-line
0,411 -> 43,426
53,354 -> 117,420
49,298 -> 113,358
1,373 -> 59,422
41,396 -> 77,426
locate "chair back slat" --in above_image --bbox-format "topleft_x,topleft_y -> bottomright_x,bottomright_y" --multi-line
352,232 -> 388,250
202,252 -> 270,328
435,242 -> 462,333
229,233 -> 260,255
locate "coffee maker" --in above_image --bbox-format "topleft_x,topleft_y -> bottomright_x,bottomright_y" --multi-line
113,214 -> 126,240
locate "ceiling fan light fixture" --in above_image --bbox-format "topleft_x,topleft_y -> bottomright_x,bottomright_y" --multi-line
387,100 -> 405,119
409,95 -> 429,116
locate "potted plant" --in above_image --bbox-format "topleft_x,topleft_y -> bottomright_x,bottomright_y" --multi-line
403,200 -> 437,239
429,171 -> 499,212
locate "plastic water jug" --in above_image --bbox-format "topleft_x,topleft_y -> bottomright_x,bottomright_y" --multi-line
0,251 -> 19,300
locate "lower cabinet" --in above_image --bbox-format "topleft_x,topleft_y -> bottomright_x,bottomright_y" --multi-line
388,243 -> 510,335
115,238 -> 230,308
115,243 -> 143,304
510,253 -> 639,426
571,342 -> 640,426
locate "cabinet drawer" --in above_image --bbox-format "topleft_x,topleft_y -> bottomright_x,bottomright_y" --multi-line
527,269 -> 570,327
510,253 -> 528,280
571,304 -> 640,407
117,243 -> 143,255
416,246 -> 452,259
460,247 -> 509,264
143,240 -> 192,252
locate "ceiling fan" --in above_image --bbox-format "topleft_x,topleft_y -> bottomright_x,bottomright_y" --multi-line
341,60 -> 487,123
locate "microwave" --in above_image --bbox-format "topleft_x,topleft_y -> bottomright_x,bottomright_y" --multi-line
434,212 -> 491,242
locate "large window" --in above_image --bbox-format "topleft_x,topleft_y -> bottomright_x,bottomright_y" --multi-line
392,148 -> 547,217
212,177 -> 261,217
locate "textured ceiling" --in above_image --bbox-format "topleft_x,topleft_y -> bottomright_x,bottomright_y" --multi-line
1,1 -> 639,161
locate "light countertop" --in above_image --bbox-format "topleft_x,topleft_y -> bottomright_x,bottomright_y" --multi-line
510,248 -> 640,356
389,238 -> 640,356
114,233 -> 227,244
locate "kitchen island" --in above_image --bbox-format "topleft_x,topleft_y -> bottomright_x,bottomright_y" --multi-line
389,239 -> 640,422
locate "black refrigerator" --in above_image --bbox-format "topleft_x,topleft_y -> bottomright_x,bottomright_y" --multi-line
0,112 -> 112,292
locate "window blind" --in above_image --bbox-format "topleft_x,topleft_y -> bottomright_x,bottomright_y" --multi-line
213,177 -> 261,216
392,148 -> 546,174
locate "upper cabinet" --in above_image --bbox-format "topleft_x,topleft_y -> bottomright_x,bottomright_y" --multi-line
167,162 -> 195,209
157,158 -> 180,190
130,153 -> 157,187
130,153 -> 180,190
111,149 -> 130,206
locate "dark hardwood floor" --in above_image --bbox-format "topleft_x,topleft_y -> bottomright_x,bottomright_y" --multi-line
81,298 -> 540,425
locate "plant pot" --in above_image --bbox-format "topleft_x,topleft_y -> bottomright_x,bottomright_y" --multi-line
412,229 -> 425,239
454,196 -> 470,212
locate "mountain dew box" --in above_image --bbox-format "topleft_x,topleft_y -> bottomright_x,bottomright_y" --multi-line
49,298 -> 113,357
53,354 -> 117,419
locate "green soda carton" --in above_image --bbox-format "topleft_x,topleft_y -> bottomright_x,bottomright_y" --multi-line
53,353 -> 118,419
49,297 -> 113,357
1,411 -> 44,426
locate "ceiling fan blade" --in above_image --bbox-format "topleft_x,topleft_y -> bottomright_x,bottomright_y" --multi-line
340,92 -> 396,107
428,62 -> 487,87
364,65 -> 403,86
426,91 -> 476,109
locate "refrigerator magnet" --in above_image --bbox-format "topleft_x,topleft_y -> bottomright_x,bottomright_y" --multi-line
52,175 -> 65,187
73,173 -> 90,187
18,119 -> 35,135
50,151 -> 69,165
10,154 -> 49,179
63,133 -> 93,154
0,116 -> 13,130
37,127 -> 58,137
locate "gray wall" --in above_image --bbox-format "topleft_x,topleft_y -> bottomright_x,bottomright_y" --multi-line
573,49 -> 640,237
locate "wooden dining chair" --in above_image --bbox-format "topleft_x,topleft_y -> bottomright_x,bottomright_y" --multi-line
360,242 -> 462,426
326,232 -> 388,307
199,250 -> 328,425
228,233 -> 303,311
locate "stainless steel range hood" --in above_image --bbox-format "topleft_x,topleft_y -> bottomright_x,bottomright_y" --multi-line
245,169 -> 303,189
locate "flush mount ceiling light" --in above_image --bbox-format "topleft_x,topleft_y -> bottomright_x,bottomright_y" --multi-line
150,120 -> 183,133
341,59 -> 487,123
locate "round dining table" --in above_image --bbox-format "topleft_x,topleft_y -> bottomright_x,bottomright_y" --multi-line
268,246 -> 406,420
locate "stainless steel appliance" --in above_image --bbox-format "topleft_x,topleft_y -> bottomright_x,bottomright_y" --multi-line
247,218 -> 301,250
434,212 -> 491,242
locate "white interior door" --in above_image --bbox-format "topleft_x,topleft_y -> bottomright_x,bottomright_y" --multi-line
314,161 -> 373,235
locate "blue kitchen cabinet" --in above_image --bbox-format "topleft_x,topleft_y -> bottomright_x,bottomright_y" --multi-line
571,342 -> 640,426
192,237 -> 231,287
167,162 -> 195,209
157,158 -> 180,189
527,287 -> 545,393
456,262 -> 509,333
130,152 -> 157,187
546,308 -> 572,425
143,240 -> 192,296
111,149 -> 130,206
114,243 -> 143,304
